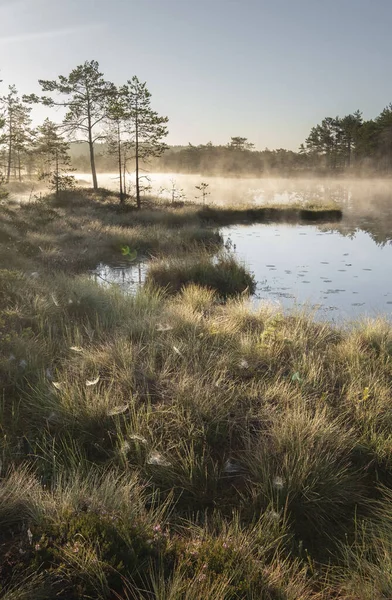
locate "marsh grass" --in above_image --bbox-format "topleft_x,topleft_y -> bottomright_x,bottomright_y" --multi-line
1,261 -> 392,597
0,191 -> 222,273
1,188 -> 391,598
0,188 -> 341,274
145,253 -> 256,298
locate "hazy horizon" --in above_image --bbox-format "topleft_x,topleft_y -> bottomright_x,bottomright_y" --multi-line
2,0 -> 392,151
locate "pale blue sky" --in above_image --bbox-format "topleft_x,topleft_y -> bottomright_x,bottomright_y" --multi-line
1,0 -> 392,150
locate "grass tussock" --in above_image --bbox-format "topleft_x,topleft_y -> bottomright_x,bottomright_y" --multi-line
0,188 -> 386,598
146,253 -> 256,298
1,257 -> 392,598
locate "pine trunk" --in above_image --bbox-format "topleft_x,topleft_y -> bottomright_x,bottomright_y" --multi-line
87,100 -> 98,190
117,122 -> 124,204
88,136 -> 98,190
135,106 -> 140,209
18,152 -> 21,182
123,153 -> 127,196
6,114 -> 12,183
55,148 -> 59,196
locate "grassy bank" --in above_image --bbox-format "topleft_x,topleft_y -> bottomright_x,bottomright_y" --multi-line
4,188 -> 390,599
0,188 -> 342,273
1,266 -> 392,598
0,190 -> 221,273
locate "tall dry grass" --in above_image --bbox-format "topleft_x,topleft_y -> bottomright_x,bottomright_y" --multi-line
1,263 -> 392,597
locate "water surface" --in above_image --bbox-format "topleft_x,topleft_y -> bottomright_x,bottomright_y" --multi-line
223,224 -> 392,320
86,174 -> 392,320
92,262 -> 147,293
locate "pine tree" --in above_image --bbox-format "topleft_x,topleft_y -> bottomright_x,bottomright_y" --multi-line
0,85 -> 32,182
106,93 -> 128,203
25,60 -> 114,190
119,77 -> 168,209
228,137 -> 254,151
34,118 -> 75,195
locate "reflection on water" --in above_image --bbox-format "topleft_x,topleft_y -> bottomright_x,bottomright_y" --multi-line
91,222 -> 392,320
223,224 -> 392,320
91,262 -> 147,293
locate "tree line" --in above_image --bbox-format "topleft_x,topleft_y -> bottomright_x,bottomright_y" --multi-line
149,140 -> 308,176
147,107 -> 392,175
2,60 -> 392,195
0,60 -> 168,206
301,109 -> 392,171
69,136 -> 308,177
74,104 -> 392,177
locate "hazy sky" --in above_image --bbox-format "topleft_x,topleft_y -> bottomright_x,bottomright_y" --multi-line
1,0 -> 392,150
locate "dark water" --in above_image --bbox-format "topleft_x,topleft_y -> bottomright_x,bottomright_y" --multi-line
223,224 -> 392,320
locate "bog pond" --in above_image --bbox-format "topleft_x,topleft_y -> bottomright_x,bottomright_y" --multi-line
89,175 -> 392,321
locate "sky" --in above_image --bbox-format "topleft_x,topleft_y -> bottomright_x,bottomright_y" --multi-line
1,0 -> 392,150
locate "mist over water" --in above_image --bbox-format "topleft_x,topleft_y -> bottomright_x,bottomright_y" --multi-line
75,172 -> 392,246
75,172 -> 392,213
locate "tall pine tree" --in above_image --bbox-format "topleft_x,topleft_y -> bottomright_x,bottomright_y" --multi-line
0,85 -> 32,182
25,60 -> 114,189
119,77 -> 168,209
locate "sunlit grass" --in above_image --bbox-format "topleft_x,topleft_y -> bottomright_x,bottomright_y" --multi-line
1,188 -> 391,598
1,261 -> 392,597
0,188 -> 342,274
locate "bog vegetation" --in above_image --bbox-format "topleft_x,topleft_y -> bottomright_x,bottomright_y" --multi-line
1,59 -> 392,599
0,184 -> 391,599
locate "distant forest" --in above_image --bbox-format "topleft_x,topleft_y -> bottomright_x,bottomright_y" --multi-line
2,58 -> 392,193
70,107 -> 392,177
